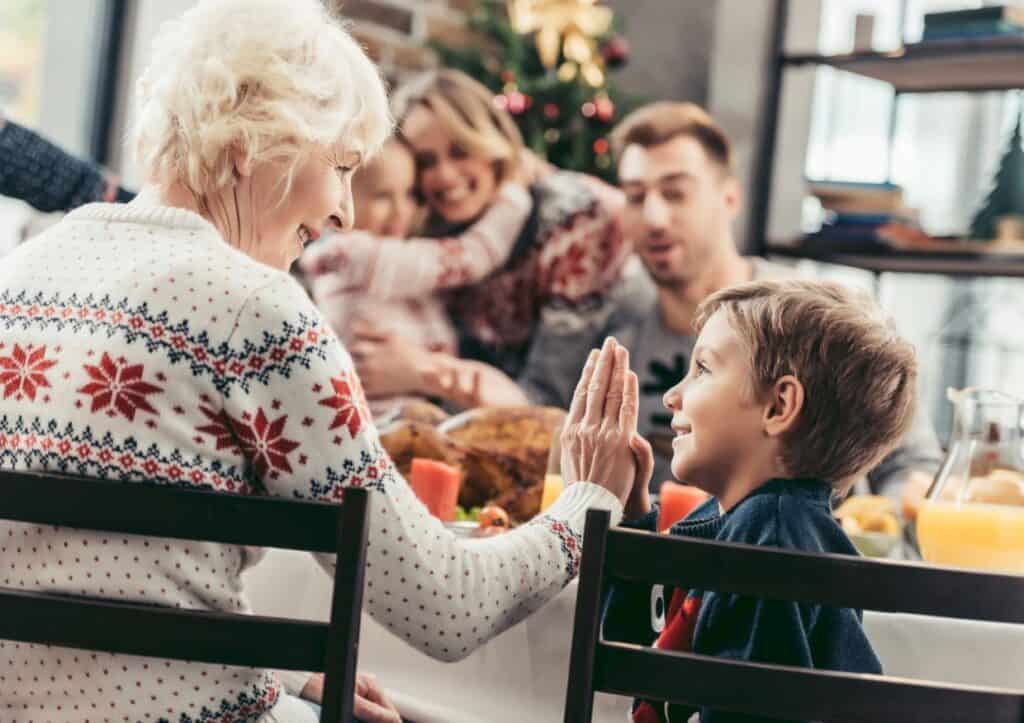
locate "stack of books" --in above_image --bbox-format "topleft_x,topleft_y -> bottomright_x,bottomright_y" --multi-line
921,5 -> 1024,43
804,180 -> 925,251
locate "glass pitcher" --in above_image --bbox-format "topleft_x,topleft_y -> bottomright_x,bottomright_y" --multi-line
916,388 -> 1024,573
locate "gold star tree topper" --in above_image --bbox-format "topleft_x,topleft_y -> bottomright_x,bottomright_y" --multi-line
508,0 -> 614,86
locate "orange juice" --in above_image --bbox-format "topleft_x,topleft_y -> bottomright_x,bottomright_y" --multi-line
541,473 -> 564,512
916,500 -> 1024,574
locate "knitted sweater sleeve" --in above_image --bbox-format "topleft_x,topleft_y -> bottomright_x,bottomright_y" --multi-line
220,274 -> 622,662
0,118 -> 133,212
301,183 -> 531,303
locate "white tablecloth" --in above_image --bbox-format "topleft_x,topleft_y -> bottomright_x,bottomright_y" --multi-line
244,550 -> 1024,723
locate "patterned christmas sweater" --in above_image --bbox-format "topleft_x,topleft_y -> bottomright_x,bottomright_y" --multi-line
0,202 -> 622,723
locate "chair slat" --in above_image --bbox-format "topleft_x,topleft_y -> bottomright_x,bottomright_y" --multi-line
605,528 -> 1024,624
0,588 -> 328,670
595,640 -> 1024,723
321,482 -> 370,723
0,469 -> 341,552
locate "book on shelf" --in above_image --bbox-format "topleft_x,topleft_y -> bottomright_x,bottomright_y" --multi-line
923,5 -> 1024,29
922,20 -> 1024,42
825,211 -> 919,226
806,179 -> 906,214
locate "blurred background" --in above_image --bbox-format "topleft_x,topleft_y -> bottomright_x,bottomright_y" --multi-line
5,0 -> 1024,444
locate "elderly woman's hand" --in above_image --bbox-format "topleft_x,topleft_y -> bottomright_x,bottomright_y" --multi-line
354,673 -> 402,723
559,337 -> 639,506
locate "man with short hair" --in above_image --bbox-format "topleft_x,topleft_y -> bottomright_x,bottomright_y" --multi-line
520,101 -> 942,497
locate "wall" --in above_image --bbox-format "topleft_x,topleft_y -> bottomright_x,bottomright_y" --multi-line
106,0 -> 198,185
707,0 -> 820,252
37,0 -> 108,156
605,0 -> 715,105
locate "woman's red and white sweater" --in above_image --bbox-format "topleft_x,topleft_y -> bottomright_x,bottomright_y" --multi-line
0,202 -> 621,723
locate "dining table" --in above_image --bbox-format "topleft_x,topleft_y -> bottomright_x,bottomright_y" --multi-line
244,546 -> 1024,723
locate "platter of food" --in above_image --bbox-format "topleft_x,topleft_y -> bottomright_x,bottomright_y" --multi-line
379,405 -> 566,529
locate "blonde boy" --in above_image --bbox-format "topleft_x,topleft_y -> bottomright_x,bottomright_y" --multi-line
608,279 -> 916,723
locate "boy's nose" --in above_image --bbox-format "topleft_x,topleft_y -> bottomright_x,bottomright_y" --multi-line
663,382 -> 683,412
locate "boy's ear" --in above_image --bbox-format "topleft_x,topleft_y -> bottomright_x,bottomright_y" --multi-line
762,374 -> 804,438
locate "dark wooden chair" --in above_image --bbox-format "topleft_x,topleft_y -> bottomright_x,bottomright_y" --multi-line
565,508 -> 1024,723
0,469 -> 371,723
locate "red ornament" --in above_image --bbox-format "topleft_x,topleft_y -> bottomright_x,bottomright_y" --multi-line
506,91 -> 529,115
595,96 -> 615,123
543,103 -> 560,119
600,34 -> 630,69
593,138 -> 610,155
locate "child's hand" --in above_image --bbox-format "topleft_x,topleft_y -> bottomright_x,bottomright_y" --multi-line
425,363 -> 482,410
350,324 -> 433,399
625,430 -> 654,520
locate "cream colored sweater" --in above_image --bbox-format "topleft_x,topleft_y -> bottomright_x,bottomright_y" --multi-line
0,202 -> 621,723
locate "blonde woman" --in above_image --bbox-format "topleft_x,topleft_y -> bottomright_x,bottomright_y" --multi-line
302,69 -> 631,408
0,2 -> 639,721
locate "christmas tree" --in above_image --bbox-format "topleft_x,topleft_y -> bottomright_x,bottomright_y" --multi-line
428,0 -> 639,182
970,107 -> 1024,240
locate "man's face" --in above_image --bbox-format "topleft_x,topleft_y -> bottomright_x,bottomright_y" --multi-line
618,136 -> 740,288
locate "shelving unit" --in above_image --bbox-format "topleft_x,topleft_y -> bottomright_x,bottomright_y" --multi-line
765,242 -> 1024,278
751,0 -> 1024,279
783,35 -> 1024,94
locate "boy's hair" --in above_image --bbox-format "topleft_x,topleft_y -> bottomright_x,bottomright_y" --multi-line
610,101 -> 733,175
694,279 -> 917,492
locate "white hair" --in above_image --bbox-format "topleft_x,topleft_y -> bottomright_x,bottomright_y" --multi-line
132,0 -> 392,200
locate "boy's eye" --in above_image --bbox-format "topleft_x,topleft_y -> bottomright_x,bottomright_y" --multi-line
694,361 -> 710,377
625,192 -> 644,206
450,143 -> 469,160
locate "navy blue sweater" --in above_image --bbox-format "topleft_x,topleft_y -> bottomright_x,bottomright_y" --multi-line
604,478 -> 882,723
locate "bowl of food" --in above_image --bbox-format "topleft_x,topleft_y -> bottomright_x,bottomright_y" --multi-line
834,494 -> 902,558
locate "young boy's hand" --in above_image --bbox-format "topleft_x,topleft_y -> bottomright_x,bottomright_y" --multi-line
560,337 -> 639,505
625,428 -> 654,520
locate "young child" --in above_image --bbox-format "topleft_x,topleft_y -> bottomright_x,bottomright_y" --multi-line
608,278 -> 918,723
306,138 -> 534,410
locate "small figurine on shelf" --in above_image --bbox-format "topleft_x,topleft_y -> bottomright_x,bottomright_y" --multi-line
970,102 -> 1024,241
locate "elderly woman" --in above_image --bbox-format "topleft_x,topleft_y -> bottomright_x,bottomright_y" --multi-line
302,69 -> 630,409
0,2 -> 640,722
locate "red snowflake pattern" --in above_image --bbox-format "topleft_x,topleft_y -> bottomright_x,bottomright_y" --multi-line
77,353 -> 163,421
233,408 -> 301,479
0,344 -> 58,401
318,373 -> 371,438
195,406 -> 242,453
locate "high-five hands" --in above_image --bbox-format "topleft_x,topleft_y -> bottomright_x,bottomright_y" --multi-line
559,337 -> 644,507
